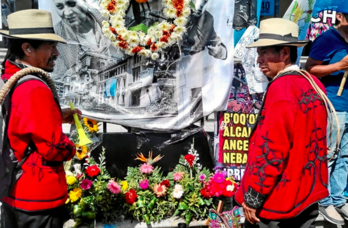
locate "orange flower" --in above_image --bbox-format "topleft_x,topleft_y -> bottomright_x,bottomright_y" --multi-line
162,30 -> 170,37
135,151 -> 163,165
109,27 -> 117,34
132,46 -> 143,53
153,184 -> 167,197
135,0 -> 148,2
150,43 -> 158,52
146,39 -> 152,46
76,144 -> 88,160
160,36 -> 169,43
118,41 -> 128,49
117,35 -> 124,41
107,2 -> 116,13
169,25 -> 176,33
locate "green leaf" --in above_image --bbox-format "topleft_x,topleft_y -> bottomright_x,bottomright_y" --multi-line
187,184 -> 194,191
189,1 -> 196,12
178,202 -> 189,210
129,23 -> 149,33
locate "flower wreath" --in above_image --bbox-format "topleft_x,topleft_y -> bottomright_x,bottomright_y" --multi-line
100,0 -> 192,60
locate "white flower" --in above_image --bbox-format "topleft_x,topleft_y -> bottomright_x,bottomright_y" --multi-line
125,47 -> 134,56
174,17 -> 188,26
141,35 -> 155,46
226,184 -> 235,192
128,31 -> 138,38
174,26 -> 186,35
115,4 -> 125,12
170,32 -> 181,40
157,21 -> 172,31
163,8 -> 176,18
117,27 -> 127,35
163,0 -> 171,5
110,15 -> 124,25
127,36 -> 140,47
147,27 -> 156,36
151,52 -> 159,60
102,20 -> 110,29
156,41 -> 167,49
118,10 -> 126,17
120,31 -> 129,40
101,10 -> 110,19
154,31 -> 163,39
103,28 -> 114,39
139,49 -> 152,58
182,7 -> 191,17
113,20 -> 125,30
172,184 -> 184,199
112,41 -> 120,48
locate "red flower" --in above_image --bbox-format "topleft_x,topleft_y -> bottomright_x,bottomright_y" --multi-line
150,43 -> 158,51
118,41 -> 128,49
109,27 -> 117,34
132,46 -> 143,53
107,2 -> 116,13
160,179 -> 170,188
200,187 -> 212,199
169,25 -> 176,33
86,165 -> 100,177
184,154 -> 195,167
162,30 -> 170,37
117,35 -> 124,41
160,36 -> 169,43
125,189 -> 138,204
146,39 -> 152,46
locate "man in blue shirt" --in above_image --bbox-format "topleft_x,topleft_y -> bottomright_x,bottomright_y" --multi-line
306,11 -> 348,225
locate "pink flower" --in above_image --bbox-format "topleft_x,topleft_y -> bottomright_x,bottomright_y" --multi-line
199,174 -> 206,182
107,180 -> 121,194
213,173 -> 225,184
140,179 -> 149,189
140,163 -> 154,174
173,171 -> 185,181
80,179 -> 93,190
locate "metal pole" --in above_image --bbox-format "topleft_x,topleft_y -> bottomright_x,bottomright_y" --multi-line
275,0 -> 280,17
103,122 -> 107,133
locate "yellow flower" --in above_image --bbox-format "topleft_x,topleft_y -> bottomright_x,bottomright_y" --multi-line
69,188 -> 82,202
66,175 -> 77,185
83,118 -> 99,133
76,144 -> 88,160
121,181 -> 128,191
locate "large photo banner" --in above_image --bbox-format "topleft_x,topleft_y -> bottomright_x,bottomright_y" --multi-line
39,0 -> 234,131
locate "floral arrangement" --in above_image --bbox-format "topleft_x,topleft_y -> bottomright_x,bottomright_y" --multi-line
100,0 -> 194,59
65,148 -> 124,228
66,139 -> 239,226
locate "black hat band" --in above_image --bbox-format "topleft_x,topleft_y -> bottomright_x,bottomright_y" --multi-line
9,27 -> 55,35
258,33 -> 299,42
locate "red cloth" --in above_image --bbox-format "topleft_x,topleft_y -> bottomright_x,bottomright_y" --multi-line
235,73 -> 329,220
1,60 -> 76,211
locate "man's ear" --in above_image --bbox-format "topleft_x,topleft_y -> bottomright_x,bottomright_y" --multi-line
280,46 -> 291,62
21,43 -> 32,56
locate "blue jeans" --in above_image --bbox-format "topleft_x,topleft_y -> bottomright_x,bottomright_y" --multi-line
320,112 -> 348,207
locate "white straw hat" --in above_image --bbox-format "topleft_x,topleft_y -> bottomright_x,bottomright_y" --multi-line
0,9 -> 66,43
248,18 -> 308,48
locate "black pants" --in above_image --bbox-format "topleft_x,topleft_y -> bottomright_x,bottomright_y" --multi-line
245,203 -> 319,228
1,203 -> 69,228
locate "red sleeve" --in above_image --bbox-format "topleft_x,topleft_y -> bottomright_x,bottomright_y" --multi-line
12,81 -> 75,162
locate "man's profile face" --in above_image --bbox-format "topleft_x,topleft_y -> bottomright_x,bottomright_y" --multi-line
30,42 -> 59,72
53,0 -> 87,29
257,47 -> 285,78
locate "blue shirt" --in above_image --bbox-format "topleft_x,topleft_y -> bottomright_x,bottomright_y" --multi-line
309,27 -> 348,112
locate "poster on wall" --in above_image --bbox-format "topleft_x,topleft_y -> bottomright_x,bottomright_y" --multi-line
306,10 -> 336,41
38,0 -> 234,131
214,63 -> 264,181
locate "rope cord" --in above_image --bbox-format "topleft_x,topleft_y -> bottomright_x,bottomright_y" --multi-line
0,67 -> 58,104
274,69 -> 340,159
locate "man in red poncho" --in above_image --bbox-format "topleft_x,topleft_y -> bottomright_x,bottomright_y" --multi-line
235,18 -> 331,228
0,9 -> 80,228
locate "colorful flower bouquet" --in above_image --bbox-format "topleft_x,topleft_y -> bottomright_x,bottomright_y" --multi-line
65,148 -> 124,228
66,138 -> 239,227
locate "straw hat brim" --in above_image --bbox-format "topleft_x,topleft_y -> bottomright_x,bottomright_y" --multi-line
0,30 -> 66,43
248,39 -> 308,48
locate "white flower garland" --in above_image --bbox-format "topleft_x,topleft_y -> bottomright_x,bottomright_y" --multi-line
100,0 -> 191,60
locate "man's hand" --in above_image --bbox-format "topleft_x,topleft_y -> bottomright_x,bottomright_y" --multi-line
242,202 -> 260,225
61,108 -> 82,124
339,55 -> 348,71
